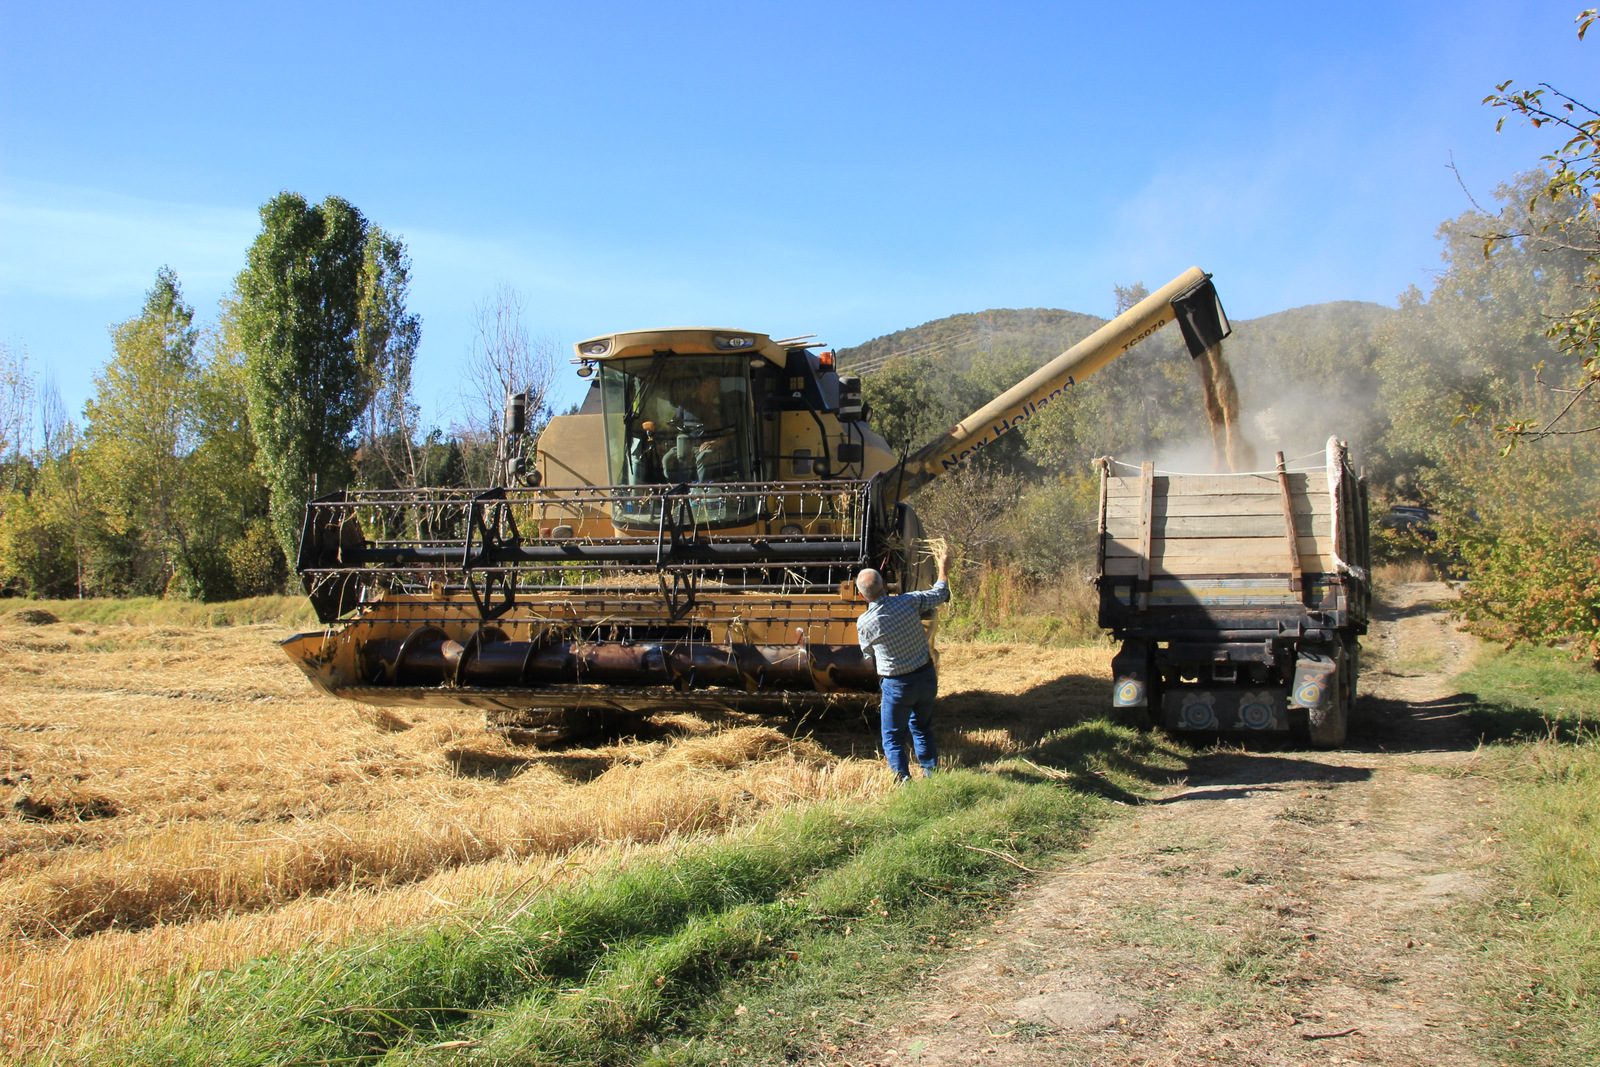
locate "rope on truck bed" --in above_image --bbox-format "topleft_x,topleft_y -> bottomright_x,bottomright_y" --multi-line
1102,452 -> 1328,477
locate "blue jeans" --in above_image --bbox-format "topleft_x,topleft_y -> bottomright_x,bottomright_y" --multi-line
879,665 -> 938,778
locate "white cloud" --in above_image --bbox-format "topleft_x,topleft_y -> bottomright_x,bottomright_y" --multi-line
0,180 -> 258,302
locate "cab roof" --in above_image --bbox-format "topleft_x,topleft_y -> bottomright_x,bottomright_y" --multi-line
573,328 -> 790,364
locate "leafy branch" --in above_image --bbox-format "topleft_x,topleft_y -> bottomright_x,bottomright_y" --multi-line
1478,9 -> 1599,445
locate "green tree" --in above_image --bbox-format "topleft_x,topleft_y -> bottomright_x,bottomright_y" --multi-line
860,354 -> 971,456
68,271 -> 278,600
1428,426 -> 1600,665
352,231 -> 424,489
83,267 -> 202,593
233,192 -> 420,559
0,426 -> 96,598
1370,171 -> 1592,486
1357,13 -> 1600,663
0,341 -> 33,494
173,311 -> 279,599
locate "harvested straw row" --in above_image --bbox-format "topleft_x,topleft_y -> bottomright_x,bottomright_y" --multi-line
0,728 -> 885,940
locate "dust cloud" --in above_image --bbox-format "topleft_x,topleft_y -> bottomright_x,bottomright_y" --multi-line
1150,338 -> 1365,476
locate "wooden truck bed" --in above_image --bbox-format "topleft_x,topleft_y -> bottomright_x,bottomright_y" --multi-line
1097,451 -> 1369,638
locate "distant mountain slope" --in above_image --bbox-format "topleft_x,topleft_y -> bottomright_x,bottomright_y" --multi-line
837,300 -> 1391,378
835,307 -> 1106,377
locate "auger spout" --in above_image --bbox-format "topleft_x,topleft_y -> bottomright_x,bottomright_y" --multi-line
892,266 -> 1230,498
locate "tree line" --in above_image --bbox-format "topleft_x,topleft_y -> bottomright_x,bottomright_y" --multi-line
0,193 -> 557,601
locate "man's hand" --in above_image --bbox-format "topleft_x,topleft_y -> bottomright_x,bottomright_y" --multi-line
935,546 -> 950,583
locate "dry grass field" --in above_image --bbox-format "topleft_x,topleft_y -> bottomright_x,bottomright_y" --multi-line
0,608 -> 1113,1061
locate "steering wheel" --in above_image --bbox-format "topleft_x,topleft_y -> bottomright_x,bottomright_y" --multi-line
677,422 -> 735,441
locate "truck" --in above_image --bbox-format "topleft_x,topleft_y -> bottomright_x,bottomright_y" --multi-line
282,266 -> 1234,734
1096,440 -> 1371,748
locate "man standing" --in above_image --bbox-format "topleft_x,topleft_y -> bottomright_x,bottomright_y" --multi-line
855,548 -> 951,782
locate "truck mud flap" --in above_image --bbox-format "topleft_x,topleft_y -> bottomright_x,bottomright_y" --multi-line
1289,650 -> 1338,713
1110,640 -> 1151,708
1293,645 -> 1350,749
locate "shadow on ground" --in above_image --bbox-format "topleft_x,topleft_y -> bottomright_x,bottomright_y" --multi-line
1461,700 -> 1600,743
1368,596 -> 1455,623
1351,692 -> 1480,751
446,748 -> 616,782
1169,753 -> 1372,791
487,624 -> 1537,790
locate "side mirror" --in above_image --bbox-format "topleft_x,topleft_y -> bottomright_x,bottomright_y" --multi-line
503,392 -> 527,435
836,376 -> 864,422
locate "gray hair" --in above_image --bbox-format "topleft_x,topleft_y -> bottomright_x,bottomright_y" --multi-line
855,568 -> 886,602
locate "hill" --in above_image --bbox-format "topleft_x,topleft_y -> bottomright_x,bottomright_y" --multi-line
836,307 -> 1107,378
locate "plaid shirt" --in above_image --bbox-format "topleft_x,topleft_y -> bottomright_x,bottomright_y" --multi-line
856,580 -> 949,678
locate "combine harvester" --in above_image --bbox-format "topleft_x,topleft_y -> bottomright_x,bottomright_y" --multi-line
282,267 -> 1233,738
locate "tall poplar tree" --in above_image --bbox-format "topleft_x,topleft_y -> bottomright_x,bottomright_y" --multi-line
233,193 -> 420,560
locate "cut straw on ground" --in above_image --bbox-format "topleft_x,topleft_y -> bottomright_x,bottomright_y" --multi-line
0,605 -> 1128,1061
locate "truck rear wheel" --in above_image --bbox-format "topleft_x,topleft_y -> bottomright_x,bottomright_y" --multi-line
1307,639 -> 1354,749
1307,693 -> 1347,749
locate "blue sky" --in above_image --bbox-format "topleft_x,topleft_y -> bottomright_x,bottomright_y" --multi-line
1,1 -> 1594,426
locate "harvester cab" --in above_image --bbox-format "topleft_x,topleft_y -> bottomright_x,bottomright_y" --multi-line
281,269 -> 1231,735
538,328 -> 898,532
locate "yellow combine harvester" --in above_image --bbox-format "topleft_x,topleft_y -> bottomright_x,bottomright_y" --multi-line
282,267 -> 1232,735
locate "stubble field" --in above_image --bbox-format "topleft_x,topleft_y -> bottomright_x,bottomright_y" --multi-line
0,607 -> 1113,1061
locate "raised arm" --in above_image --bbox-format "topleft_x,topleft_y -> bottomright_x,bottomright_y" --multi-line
903,545 -> 952,608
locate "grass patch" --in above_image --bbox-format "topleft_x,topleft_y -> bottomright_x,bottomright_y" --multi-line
14,595 -> 316,629
1458,644 -> 1600,742
72,725 -> 1174,1066
1371,559 -> 1439,584
941,569 -> 1107,648
1079,893 -> 1321,1007
1390,642 -> 1446,675
1457,645 -> 1600,1065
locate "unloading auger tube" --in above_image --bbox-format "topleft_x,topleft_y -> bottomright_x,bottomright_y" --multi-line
890,266 -> 1232,500
279,268 -> 1228,729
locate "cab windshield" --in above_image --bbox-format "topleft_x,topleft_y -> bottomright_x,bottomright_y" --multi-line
599,355 -> 760,527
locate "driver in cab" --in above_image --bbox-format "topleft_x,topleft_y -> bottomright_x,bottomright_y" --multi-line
642,377 -> 736,483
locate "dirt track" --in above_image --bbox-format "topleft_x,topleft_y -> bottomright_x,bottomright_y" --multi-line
840,583 -> 1502,1067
